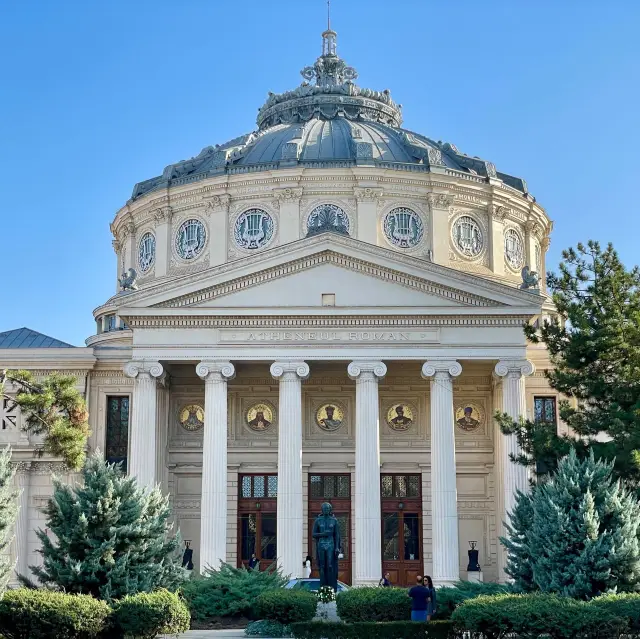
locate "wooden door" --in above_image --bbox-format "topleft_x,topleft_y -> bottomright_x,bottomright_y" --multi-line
308,473 -> 352,585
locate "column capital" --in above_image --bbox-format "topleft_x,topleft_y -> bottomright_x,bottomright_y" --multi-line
123,361 -> 164,380
421,360 -> 462,379
494,359 -> 535,378
347,361 -> 387,381
270,361 -> 310,380
196,361 -> 235,382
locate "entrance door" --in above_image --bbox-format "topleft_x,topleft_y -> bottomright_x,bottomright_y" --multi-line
308,473 -> 352,585
238,474 -> 278,571
381,474 -> 422,586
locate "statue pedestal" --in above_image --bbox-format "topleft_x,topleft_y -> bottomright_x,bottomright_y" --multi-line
467,571 -> 484,583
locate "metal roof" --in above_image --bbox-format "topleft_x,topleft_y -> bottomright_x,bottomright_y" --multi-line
0,328 -> 75,349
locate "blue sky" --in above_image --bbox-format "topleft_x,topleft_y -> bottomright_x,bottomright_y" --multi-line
1,1 -> 638,345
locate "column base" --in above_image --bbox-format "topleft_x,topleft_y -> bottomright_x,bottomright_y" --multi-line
467,571 -> 484,583
434,578 -> 459,588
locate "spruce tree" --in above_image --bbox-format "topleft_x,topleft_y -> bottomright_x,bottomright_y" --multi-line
500,450 -> 640,598
497,241 -> 640,484
0,447 -> 18,596
29,452 -> 187,600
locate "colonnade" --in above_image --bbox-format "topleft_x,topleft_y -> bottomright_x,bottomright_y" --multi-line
123,358 -> 533,586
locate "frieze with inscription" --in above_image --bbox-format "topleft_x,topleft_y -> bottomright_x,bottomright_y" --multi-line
219,329 -> 439,344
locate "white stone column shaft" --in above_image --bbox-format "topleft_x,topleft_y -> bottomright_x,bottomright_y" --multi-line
14,464 -> 31,580
492,376 -> 508,582
354,188 -> 382,245
274,189 -> 302,244
348,361 -> 387,586
494,360 -> 535,529
156,379 -> 170,494
271,361 -> 310,578
422,360 -> 462,586
197,361 -> 235,570
426,194 -> 454,265
123,361 -> 164,489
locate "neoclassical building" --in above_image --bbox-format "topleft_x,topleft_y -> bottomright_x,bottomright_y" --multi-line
0,26 -> 560,587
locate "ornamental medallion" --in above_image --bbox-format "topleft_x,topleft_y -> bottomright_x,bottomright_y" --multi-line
386,403 -> 415,431
452,215 -> 483,257
504,228 -> 524,270
383,207 -> 423,248
138,232 -> 156,273
454,403 -> 484,433
307,203 -> 350,236
246,403 -> 274,432
179,404 -> 204,432
234,209 -> 274,250
315,403 -> 345,432
176,219 -> 207,260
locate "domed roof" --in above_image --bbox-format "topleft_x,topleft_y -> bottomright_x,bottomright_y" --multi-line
131,28 -> 529,201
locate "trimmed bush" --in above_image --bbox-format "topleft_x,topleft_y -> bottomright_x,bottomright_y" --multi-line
182,561 -> 287,620
246,619 -> 292,637
108,589 -> 190,639
336,587 -> 410,622
0,588 -> 110,639
592,593 -> 640,631
433,580 -> 512,620
290,620 -> 454,639
451,593 -> 628,639
256,589 -> 318,625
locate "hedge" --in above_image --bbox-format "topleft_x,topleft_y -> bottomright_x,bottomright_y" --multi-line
0,589 -> 111,639
255,589 -> 318,625
108,589 -> 191,639
451,593 -> 628,639
290,620 -> 454,639
336,587 -> 410,622
592,593 -> 640,631
246,619 -> 292,637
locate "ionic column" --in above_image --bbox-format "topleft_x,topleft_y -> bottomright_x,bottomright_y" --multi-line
197,361 -> 235,570
492,374 -> 508,582
270,361 -> 310,578
422,360 -> 462,586
426,193 -> 454,265
14,462 -> 31,581
156,375 -> 170,495
494,360 -> 535,528
123,361 -> 164,489
348,360 -> 387,586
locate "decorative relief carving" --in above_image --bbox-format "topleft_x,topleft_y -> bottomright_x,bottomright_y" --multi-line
425,193 -> 455,209
153,206 -> 172,222
490,204 -> 509,221
272,187 -> 303,204
354,187 -> 383,201
228,202 -> 279,260
204,194 -> 231,212
300,198 -> 355,239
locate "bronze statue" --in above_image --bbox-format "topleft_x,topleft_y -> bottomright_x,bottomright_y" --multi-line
312,502 -> 341,591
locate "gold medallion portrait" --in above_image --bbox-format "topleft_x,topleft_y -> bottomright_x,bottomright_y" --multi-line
179,404 -> 204,432
455,403 -> 484,433
246,403 -> 274,432
386,403 -> 414,431
315,403 -> 345,432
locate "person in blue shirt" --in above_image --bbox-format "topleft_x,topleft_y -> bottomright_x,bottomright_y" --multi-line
408,575 -> 432,622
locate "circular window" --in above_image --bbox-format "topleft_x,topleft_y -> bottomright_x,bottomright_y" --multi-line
307,203 -> 350,236
383,207 -> 424,248
504,228 -> 524,270
452,216 -> 483,257
176,219 -> 207,260
234,209 -> 274,250
138,232 -> 156,273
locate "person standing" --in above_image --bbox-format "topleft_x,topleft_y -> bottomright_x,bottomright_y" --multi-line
422,575 -> 437,620
408,575 -> 431,622
248,553 -> 259,570
378,572 -> 391,587
303,555 -> 312,578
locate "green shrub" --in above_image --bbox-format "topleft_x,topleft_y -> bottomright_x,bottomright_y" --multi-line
182,561 -> 287,620
433,580 -> 512,620
336,587 -> 410,622
0,588 -> 110,639
256,589 -> 317,625
246,619 -> 292,637
290,620 -> 454,639
592,593 -> 640,631
451,593 -> 628,639
108,589 -> 190,639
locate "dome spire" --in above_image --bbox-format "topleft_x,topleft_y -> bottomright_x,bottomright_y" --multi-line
321,0 -> 337,58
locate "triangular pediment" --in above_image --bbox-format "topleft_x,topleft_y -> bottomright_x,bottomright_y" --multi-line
117,234 -> 542,314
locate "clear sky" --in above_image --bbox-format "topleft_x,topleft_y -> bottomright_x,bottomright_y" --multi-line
1,1 -> 638,346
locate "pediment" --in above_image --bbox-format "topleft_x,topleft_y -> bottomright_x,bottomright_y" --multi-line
118,234 -> 542,314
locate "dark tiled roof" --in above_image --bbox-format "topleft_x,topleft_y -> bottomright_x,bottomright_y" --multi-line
0,328 -> 75,349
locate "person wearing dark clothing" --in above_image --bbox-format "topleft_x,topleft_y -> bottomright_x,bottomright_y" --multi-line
422,575 -> 437,620
378,572 -> 391,587
408,575 -> 432,622
248,553 -> 259,570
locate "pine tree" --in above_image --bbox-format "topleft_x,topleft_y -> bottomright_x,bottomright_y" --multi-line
0,447 -> 18,596
498,241 -> 640,484
0,370 -> 89,470
29,452 -> 187,601
500,450 -> 640,598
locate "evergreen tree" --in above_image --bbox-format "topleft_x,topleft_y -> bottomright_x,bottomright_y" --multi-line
0,370 -> 89,470
0,447 -> 18,596
500,450 -> 640,598
29,452 -> 187,601
497,241 -> 640,484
